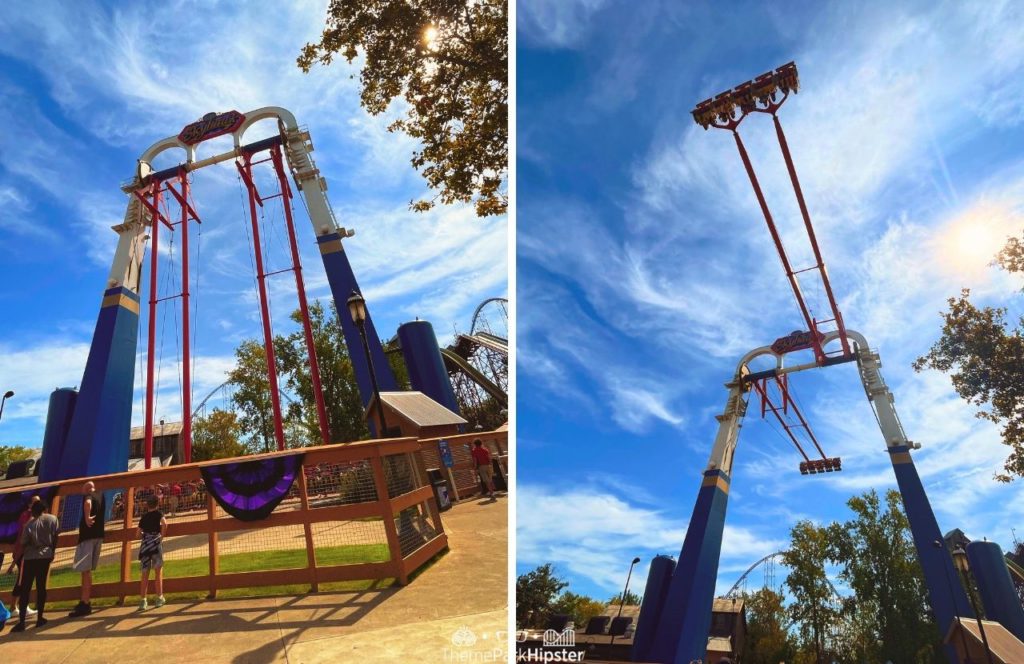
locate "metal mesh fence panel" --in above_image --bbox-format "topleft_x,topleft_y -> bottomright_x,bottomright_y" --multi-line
311,518 -> 390,566
306,461 -> 378,507
383,453 -> 418,498
395,502 -> 439,557
216,525 -> 309,571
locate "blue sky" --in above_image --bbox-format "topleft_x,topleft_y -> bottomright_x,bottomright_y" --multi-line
0,2 -> 506,447
517,0 -> 1024,601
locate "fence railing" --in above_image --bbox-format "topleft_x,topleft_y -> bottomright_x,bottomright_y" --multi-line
419,430 -> 509,501
0,437 -> 447,604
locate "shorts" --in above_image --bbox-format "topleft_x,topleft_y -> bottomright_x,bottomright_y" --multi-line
140,550 -> 164,572
72,538 -> 103,572
477,465 -> 493,484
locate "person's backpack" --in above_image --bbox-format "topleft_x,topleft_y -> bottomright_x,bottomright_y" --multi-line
0,599 -> 11,628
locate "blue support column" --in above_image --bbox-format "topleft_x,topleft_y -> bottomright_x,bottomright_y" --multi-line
967,541 -> 1024,643
57,286 -> 140,479
398,320 -> 460,416
633,555 -> 676,662
316,232 -> 397,406
650,469 -> 731,664
888,445 -> 972,663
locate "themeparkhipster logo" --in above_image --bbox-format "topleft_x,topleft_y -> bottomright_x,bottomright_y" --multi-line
514,628 -> 585,662
444,626 -> 506,662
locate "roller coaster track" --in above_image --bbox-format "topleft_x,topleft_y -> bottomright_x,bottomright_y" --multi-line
440,348 -> 507,407
1007,555 -> 1024,586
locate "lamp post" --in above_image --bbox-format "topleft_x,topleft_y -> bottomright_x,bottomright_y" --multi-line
934,540 -> 973,662
953,547 -> 994,664
611,556 -> 641,649
0,390 -> 13,423
347,290 -> 387,438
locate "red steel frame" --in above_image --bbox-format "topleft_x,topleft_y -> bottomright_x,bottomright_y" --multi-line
238,153 -> 287,451
693,63 -> 852,362
271,145 -> 330,446
134,140 -> 331,464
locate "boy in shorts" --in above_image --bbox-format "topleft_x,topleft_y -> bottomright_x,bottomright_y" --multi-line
137,494 -> 167,610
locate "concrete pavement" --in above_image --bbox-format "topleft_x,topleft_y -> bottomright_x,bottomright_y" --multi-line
0,495 -> 508,663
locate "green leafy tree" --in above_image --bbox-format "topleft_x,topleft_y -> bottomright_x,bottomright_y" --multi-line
298,0 -> 508,217
741,588 -> 796,664
230,339 -> 282,452
607,589 -> 641,606
275,301 -> 368,445
0,445 -> 36,475
552,591 -> 606,629
826,490 -> 941,663
784,521 -> 839,663
191,409 -> 249,462
915,236 -> 1024,481
516,563 -> 568,628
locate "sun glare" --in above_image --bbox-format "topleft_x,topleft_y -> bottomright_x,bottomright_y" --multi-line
424,25 -> 439,48
937,205 -> 1009,276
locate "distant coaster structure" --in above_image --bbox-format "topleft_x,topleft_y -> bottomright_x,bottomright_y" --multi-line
631,64 -> 1024,664
37,107 -> 473,483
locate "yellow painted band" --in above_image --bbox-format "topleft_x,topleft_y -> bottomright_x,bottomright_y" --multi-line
702,475 -> 730,494
890,452 -> 912,464
102,294 -> 140,314
318,239 -> 343,255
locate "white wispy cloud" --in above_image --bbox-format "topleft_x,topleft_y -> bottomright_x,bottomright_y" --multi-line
517,0 -> 610,49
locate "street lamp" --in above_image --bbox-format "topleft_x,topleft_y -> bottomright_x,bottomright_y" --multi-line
933,540 -> 972,662
0,390 -> 13,423
952,547 -> 994,664
347,290 -> 387,438
611,556 -> 642,648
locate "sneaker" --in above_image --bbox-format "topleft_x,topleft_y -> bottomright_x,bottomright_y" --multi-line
11,622 -> 25,633
138,598 -> 148,611
9,607 -> 17,618
153,596 -> 165,608
68,601 -> 92,617
35,618 -> 48,628
24,606 -> 37,616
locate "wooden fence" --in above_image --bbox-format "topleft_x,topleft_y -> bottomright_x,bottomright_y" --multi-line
0,437 -> 447,604
419,430 -> 509,501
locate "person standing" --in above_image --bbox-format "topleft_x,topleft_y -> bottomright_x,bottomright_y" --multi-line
6,495 -> 40,620
12,500 -> 58,632
68,481 -> 105,618
471,439 -> 496,498
137,494 -> 167,610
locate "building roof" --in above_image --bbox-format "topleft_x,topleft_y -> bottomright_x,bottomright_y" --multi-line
129,422 -> 183,440
369,391 -> 467,427
713,597 -> 745,614
707,636 -> 733,652
945,618 -> 1024,663
600,604 -> 640,621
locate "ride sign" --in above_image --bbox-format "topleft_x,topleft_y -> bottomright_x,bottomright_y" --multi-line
438,440 -> 454,468
178,111 -> 246,146
771,329 -> 825,355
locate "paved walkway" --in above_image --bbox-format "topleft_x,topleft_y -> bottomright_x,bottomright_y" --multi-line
0,495 -> 508,663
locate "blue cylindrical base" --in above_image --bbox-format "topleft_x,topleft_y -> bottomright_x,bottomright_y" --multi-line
633,555 -> 676,662
967,541 -> 1024,643
38,388 -> 78,483
398,320 -> 460,416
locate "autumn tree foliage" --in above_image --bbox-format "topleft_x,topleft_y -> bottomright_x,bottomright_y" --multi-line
914,234 -> 1024,481
299,0 -> 508,217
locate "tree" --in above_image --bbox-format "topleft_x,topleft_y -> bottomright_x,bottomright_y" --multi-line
741,588 -> 796,664
516,563 -> 568,629
230,339 -> 282,452
607,589 -> 641,606
275,301 -> 368,446
826,490 -> 941,663
0,445 -> 36,475
783,521 -> 838,663
915,235 -> 1024,481
298,0 -> 508,217
191,409 -> 249,462
552,591 -> 606,629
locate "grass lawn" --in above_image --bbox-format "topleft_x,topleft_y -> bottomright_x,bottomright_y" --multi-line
47,542 -> 390,588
